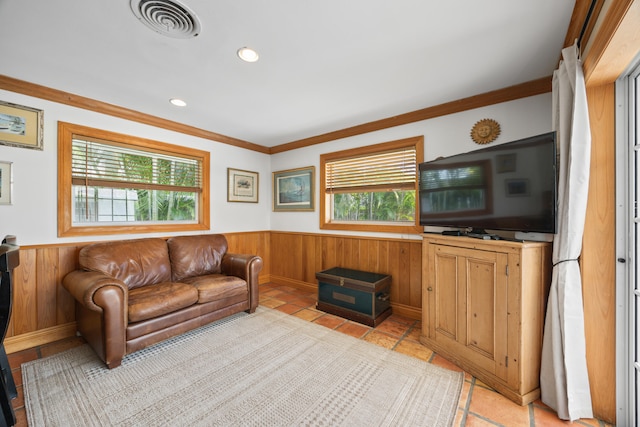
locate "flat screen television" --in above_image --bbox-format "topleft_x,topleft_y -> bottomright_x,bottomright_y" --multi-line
418,131 -> 557,235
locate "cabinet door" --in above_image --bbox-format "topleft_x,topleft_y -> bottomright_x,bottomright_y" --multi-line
426,244 -> 458,341
429,244 -> 509,381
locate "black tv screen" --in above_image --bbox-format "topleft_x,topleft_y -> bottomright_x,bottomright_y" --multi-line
418,131 -> 557,234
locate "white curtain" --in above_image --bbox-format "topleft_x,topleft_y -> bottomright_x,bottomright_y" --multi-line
539,42 -> 593,421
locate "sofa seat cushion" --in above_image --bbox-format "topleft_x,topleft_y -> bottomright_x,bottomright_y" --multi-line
128,282 -> 199,323
181,274 -> 247,303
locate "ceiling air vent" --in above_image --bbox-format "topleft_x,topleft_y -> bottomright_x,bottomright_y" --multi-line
130,0 -> 201,39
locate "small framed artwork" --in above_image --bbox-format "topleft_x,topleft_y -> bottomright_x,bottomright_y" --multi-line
496,153 -> 516,173
0,100 -> 44,150
273,166 -> 315,211
0,161 -> 13,205
227,168 -> 259,203
505,179 -> 529,197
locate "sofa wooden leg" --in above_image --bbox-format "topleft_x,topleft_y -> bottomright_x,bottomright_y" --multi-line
107,359 -> 122,369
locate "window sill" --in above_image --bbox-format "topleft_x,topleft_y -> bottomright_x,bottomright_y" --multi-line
58,222 -> 209,238
320,221 -> 422,234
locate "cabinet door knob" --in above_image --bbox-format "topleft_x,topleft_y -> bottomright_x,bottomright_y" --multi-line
427,287 -> 433,291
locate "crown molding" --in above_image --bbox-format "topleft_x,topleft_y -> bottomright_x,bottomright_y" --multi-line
269,76 -> 551,154
0,74 -> 269,154
0,74 -> 551,155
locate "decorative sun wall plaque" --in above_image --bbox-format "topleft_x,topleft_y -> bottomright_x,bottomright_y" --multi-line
470,118 -> 500,145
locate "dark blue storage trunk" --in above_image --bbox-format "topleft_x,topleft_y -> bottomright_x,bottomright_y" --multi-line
316,267 -> 392,327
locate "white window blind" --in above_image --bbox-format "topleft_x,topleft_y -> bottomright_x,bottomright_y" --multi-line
71,137 -> 202,193
325,147 -> 417,193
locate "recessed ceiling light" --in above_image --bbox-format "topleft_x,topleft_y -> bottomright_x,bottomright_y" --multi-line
170,98 -> 187,107
237,47 -> 259,63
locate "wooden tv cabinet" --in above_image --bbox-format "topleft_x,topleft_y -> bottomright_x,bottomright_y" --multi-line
420,234 -> 552,405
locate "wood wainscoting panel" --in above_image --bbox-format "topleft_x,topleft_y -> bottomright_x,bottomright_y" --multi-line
270,232 -> 423,319
57,246 -> 80,326
5,244 -> 81,353
11,247 -> 38,336
224,231 -> 272,284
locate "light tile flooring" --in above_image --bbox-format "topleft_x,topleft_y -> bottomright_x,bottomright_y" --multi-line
6,283 -> 614,427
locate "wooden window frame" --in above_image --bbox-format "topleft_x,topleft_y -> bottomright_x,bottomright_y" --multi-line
320,136 -> 423,234
58,122 -> 210,237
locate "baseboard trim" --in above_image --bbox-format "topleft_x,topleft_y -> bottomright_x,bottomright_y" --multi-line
259,273 -> 271,285
269,275 -> 317,293
5,322 -> 77,354
389,303 -> 421,321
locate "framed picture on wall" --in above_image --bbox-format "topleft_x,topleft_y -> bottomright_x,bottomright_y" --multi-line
0,100 -> 43,150
227,168 -> 259,203
272,166 -> 314,211
0,161 -> 13,205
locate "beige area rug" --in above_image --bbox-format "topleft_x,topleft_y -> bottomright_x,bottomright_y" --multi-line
23,307 -> 463,427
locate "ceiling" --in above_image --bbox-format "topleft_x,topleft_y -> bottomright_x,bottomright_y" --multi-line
0,0 -> 577,149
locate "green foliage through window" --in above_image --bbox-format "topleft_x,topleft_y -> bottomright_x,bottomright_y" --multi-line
333,191 -> 415,222
320,135 -> 422,232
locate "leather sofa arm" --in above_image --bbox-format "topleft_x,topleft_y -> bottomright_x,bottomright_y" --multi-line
63,270 -> 128,313
63,270 -> 128,368
221,253 -> 263,313
220,253 -> 262,280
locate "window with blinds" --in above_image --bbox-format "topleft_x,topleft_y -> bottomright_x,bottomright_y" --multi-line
320,136 -> 423,233
71,138 -> 202,194
58,122 -> 210,237
325,148 -> 417,193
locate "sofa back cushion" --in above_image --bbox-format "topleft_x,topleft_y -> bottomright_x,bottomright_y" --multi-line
79,238 -> 172,289
167,234 -> 228,282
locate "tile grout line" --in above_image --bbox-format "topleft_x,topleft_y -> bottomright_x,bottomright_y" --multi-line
529,400 -> 536,426
459,377 -> 474,427
389,320 -> 419,351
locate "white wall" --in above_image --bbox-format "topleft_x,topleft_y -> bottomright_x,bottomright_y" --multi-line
0,89 -> 551,246
270,93 -> 552,240
0,89 -> 271,245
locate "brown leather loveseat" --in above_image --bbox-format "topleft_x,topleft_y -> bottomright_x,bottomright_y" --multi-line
62,234 -> 263,368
